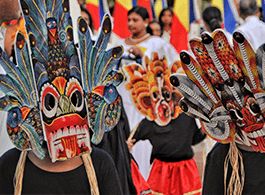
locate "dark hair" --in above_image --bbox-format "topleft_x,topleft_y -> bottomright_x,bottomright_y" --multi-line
202,6 -> 222,32
158,7 -> 173,28
147,20 -> 162,35
259,7 -> 264,22
80,6 -> 94,32
128,6 -> 149,20
239,0 -> 257,18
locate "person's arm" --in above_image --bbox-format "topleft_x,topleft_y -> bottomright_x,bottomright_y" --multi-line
126,123 -> 139,151
192,118 -> 206,145
126,119 -> 150,151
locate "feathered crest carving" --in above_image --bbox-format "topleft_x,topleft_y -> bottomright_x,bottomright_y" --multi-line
171,29 -> 265,152
123,52 -> 183,126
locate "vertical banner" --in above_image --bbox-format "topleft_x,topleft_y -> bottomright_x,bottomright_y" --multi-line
154,0 -> 168,19
113,0 -> 134,38
170,0 -> 197,53
86,0 -> 110,31
138,0 -> 154,20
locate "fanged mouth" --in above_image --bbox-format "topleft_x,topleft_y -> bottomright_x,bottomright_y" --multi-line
49,124 -> 90,162
246,125 -> 265,146
156,100 -> 171,124
246,127 -> 265,146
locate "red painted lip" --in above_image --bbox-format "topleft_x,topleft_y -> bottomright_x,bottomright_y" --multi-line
242,123 -> 264,133
157,103 -> 170,124
44,114 -> 88,133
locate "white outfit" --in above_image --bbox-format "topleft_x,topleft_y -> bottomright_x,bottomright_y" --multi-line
0,26 -> 14,157
115,36 -> 179,179
161,30 -> 171,43
235,16 -> 265,51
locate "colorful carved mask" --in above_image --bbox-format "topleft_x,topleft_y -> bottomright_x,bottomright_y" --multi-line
170,29 -> 265,152
123,53 -> 183,126
0,0 -> 123,162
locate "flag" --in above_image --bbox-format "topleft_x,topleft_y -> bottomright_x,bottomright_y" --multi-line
113,0 -> 136,38
137,0 -> 153,20
150,0 -> 156,20
86,0 -> 109,31
223,0 -> 237,33
170,0 -> 198,53
154,0 -> 168,19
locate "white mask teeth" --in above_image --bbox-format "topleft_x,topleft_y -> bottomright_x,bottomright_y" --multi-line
50,133 -> 57,163
248,138 -> 257,146
246,125 -> 265,139
76,125 -> 90,148
83,125 -> 90,147
69,125 -> 76,136
63,127 -> 68,136
56,129 -> 63,138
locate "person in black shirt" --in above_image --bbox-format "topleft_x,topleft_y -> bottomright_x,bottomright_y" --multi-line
0,144 -> 123,195
128,113 -> 206,195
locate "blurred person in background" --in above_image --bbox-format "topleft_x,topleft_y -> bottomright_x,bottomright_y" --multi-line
202,6 -> 233,44
159,8 -> 173,42
236,0 -> 265,51
147,20 -> 162,37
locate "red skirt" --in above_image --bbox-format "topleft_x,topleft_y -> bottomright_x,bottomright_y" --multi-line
147,158 -> 202,195
131,159 -> 152,195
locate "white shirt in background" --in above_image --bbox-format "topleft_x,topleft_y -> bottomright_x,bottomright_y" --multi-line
235,16 -> 265,51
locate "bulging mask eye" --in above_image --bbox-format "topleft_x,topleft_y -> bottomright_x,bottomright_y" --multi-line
41,83 -> 60,118
227,103 -> 243,120
246,97 -> 260,116
70,89 -> 84,112
66,78 -> 84,112
43,93 -> 58,118
229,109 -> 243,120
152,91 -> 159,101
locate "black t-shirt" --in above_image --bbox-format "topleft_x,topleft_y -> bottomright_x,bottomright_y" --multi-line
0,147 -> 123,195
96,102 -> 136,195
203,143 -> 265,194
133,113 -> 206,163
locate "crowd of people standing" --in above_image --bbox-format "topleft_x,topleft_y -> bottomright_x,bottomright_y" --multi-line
1,0 -> 265,194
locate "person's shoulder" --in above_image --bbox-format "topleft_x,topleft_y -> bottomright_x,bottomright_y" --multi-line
207,142 -> 230,159
90,146 -> 114,164
172,113 -> 195,124
0,147 -> 20,161
138,118 -> 153,128
90,147 -> 117,177
0,148 -> 20,172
